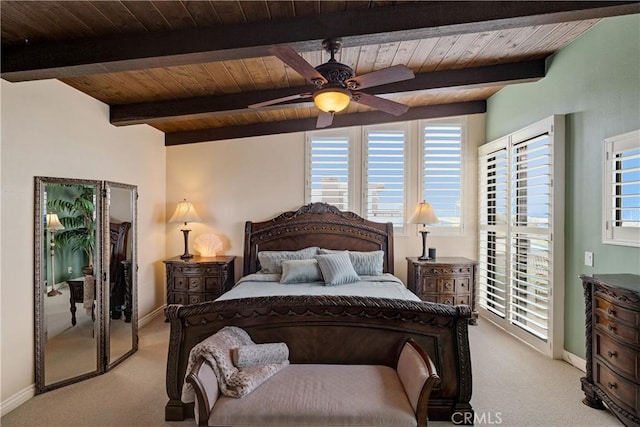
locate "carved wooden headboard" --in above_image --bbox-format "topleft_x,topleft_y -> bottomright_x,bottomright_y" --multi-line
243,203 -> 394,276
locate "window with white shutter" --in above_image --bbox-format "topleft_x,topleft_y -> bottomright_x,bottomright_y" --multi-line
478,116 -> 565,357
306,133 -> 351,211
422,122 -> 463,231
363,127 -> 406,227
603,129 -> 640,247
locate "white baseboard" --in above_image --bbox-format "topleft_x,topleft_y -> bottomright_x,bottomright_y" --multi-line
562,350 -> 586,372
0,384 -> 35,417
139,304 -> 165,328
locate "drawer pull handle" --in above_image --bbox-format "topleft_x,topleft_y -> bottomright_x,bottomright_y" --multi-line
607,308 -> 616,316
607,351 -> 618,358
608,325 -> 617,333
607,382 -> 617,389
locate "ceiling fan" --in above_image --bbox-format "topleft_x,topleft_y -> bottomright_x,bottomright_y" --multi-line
249,38 -> 415,128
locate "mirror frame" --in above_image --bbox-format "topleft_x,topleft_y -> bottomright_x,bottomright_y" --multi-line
34,176 -> 104,393
103,181 -> 138,369
34,177 -> 139,394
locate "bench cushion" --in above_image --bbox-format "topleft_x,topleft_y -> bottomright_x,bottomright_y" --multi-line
209,364 -> 416,427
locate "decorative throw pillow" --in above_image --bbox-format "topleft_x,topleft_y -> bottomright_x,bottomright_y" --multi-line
318,249 -> 384,276
315,251 -> 360,286
280,259 -> 323,284
232,343 -> 290,368
258,247 -> 319,274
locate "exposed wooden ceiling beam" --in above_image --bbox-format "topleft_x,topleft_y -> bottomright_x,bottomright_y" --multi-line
3,1 -> 638,82
164,101 -> 487,146
111,60 -> 543,126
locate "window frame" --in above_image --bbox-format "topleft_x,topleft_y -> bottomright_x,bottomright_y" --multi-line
603,129 -> 640,247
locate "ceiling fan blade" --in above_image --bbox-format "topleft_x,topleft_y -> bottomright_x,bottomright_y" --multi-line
248,93 -> 312,109
346,65 -> 414,90
352,92 -> 409,116
269,45 -> 327,86
316,111 -> 334,128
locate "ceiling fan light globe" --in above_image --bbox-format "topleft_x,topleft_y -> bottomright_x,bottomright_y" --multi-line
313,88 -> 351,113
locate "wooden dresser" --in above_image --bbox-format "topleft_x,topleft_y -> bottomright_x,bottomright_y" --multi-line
164,256 -> 235,305
406,257 -> 478,324
581,274 -> 640,427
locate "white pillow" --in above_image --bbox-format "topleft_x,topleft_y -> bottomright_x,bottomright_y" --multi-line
257,247 -> 319,274
280,259 -> 323,284
314,251 -> 360,286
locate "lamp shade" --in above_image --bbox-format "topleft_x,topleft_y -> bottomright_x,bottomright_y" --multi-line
313,87 -> 351,113
45,213 -> 65,231
408,202 -> 439,225
169,200 -> 201,225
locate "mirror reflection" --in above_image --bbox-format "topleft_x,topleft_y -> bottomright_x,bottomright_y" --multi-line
105,182 -> 137,366
35,177 -> 138,393
38,178 -> 101,389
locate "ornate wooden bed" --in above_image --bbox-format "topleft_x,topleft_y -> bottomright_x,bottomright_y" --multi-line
165,203 -> 473,424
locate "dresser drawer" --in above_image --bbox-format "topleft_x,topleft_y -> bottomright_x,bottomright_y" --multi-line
595,312 -> 640,347
595,331 -> 640,382
595,361 -> 639,415
595,295 -> 640,327
419,276 -> 438,294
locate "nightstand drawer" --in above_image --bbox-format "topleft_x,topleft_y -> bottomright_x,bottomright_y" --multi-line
436,294 -> 470,306
438,278 -> 456,294
168,291 -> 188,305
595,331 -> 640,382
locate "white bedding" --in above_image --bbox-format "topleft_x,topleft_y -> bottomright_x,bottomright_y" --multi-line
216,273 -> 420,302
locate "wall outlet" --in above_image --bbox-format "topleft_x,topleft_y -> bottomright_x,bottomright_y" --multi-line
67,266 -> 73,274
584,251 -> 594,267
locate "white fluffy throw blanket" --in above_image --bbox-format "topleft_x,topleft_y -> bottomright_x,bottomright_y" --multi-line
181,326 -> 289,401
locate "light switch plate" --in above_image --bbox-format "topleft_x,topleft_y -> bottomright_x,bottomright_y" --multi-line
584,251 -> 594,267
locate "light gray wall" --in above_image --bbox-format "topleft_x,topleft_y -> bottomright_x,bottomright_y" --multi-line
485,15 -> 640,358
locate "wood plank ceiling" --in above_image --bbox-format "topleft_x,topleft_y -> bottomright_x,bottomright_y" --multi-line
2,1 -> 639,145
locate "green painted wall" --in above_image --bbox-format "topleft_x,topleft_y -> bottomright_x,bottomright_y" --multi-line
485,15 -> 640,358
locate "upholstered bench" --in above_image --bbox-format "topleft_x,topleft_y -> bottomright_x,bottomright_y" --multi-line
186,339 -> 440,427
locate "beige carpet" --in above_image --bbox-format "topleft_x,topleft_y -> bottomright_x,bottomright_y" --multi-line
2,314 -> 620,427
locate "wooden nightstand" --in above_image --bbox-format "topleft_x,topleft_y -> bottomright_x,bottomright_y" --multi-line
164,256 -> 235,305
406,257 -> 478,324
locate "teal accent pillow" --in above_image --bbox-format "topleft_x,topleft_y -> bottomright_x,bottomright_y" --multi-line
315,251 -> 360,286
258,247 -> 319,274
318,249 -> 384,276
280,259 -> 323,284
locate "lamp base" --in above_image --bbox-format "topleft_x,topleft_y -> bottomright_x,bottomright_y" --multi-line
180,229 -> 193,259
417,230 -> 430,261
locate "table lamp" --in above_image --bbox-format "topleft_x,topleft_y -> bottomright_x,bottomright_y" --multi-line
169,199 -> 201,259
408,201 -> 439,260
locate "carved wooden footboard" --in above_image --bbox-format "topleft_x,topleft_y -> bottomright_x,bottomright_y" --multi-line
165,295 -> 473,424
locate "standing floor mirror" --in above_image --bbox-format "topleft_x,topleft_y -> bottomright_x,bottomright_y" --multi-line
34,177 -> 138,393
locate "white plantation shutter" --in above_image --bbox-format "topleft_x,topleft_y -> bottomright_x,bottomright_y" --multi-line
509,134 -> 552,340
604,130 -> 640,247
478,146 -> 508,318
364,129 -> 406,226
423,123 -> 462,229
478,116 -> 564,357
307,135 -> 350,211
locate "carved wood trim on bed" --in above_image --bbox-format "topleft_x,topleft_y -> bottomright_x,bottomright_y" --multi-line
164,295 -> 473,423
243,202 -> 395,276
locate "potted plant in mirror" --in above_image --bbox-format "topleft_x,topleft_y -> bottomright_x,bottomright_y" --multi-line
47,184 -> 96,276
